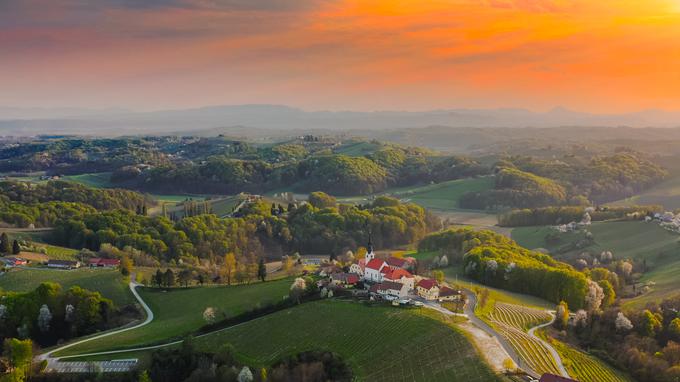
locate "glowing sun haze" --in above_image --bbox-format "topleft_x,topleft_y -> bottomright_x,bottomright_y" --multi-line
2,0 -> 680,112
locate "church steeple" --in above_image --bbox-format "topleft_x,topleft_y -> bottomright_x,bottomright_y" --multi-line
365,231 -> 375,261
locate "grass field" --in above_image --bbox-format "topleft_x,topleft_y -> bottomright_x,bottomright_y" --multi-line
512,221 -> 680,308
609,172 -> 680,210
0,268 -> 132,306
61,172 -> 114,188
55,278 -> 293,356
193,300 -> 501,382
333,141 -> 382,157
537,330 -> 631,382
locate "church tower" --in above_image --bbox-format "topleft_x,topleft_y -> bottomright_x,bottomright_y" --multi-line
365,232 -> 375,262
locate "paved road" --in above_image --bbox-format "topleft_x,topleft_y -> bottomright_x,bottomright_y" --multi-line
527,312 -> 570,378
460,288 -> 535,376
40,275 -> 154,369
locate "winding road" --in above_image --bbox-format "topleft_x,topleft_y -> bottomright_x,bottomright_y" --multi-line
39,277 -> 154,370
458,288 -> 571,379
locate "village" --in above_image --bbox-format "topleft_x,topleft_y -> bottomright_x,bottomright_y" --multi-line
314,238 -> 465,310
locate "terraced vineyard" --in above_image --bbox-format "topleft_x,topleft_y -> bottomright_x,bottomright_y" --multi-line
538,331 -> 631,382
485,303 -> 561,376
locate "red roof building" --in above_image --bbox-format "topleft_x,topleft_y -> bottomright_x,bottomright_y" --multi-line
386,256 -> 407,269
365,258 -> 387,271
539,374 -> 578,382
417,278 -> 439,290
2,257 -> 27,266
89,258 -> 121,267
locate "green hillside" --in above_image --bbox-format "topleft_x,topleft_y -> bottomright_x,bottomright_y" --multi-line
55,278 -> 292,356
512,221 -> 680,307
0,268 -> 132,306
609,173 -> 680,210
194,300 -> 500,382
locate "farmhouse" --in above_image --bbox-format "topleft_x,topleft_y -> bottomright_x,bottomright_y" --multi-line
383,268 -> 415,290
416,278 -> 440,300
438,286 -> 462,302
329,272 -> 359,287
89,258 -> 121,268
47,260 -> 81,269
385,256 -> 416,271
369,281 -> 409,300
539,374 -> 578,382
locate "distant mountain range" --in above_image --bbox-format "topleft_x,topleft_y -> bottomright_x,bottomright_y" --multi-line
2,104 -> 680,136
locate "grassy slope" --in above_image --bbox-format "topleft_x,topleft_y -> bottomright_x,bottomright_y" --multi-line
55,278 -> 292,356
333,141 -> 382,157
337,177 -> 494,211
512,221 -> 680,308
0,268 -> 132,306
61,172 -> 114,188
608,171 -> 680,210
194,300 -> 500,382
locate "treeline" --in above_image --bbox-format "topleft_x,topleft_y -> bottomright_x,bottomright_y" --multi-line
52,195 -> 440,265
498,205 -> 663,227
419,227 -> 588,308
0,180 -> 153,210
0,282 -> 121,346
0,180 -> 153,228
556,295 -> 680,382
122,147 -> 487,196
465,151 -> 668,210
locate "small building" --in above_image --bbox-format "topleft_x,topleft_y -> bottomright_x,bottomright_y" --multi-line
1,257 -> 27,267
539,374 -> 578,382
438,286 -> 462,302
329,272 -> 360,287
89,258 -> 121,268
369,281 -> 409,300
416,278 -> 440,300
47,260 -> 81,269
383,268 -> 415,290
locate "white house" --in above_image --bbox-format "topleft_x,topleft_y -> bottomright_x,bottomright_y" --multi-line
370,281 -> 409,300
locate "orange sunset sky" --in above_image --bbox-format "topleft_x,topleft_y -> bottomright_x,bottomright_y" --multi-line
2,0 -> 680,112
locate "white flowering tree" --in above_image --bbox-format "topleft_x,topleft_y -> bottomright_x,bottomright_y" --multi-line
573,309 -> 588,328
585,279 -> 604,312
238,366 -> 253,382
0,304 -> 6,320
64,304 -> 75,323
615,312 -> 633,332
203,307 -> 217,324
38,304 -> 52,333
289,277 -> 307,304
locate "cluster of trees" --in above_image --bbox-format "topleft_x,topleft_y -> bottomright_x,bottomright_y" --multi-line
0,338 -> 33,382
459,167 -> 567,209
498,205 -> 663,227
0,180 -> 154,228
463,242 -> 588,308
115,141 -> 486,196
0,137 -> 170,174
0,181 -> 153,211
459,151 -> 667,210
554,295 -> 680,382
0,283 -> 119,346
418,227 -> 589,308
52,194 -> 439,267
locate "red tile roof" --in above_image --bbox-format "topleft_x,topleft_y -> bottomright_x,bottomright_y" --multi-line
417,278 -> 439,290
386,257 -> 407,268
438,286 -> 460,297
89,258 -> 121,266
539,374 -> 578,382
365,258 -> 386,271
383,268 -> 413,281
376,281 -> 404,292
